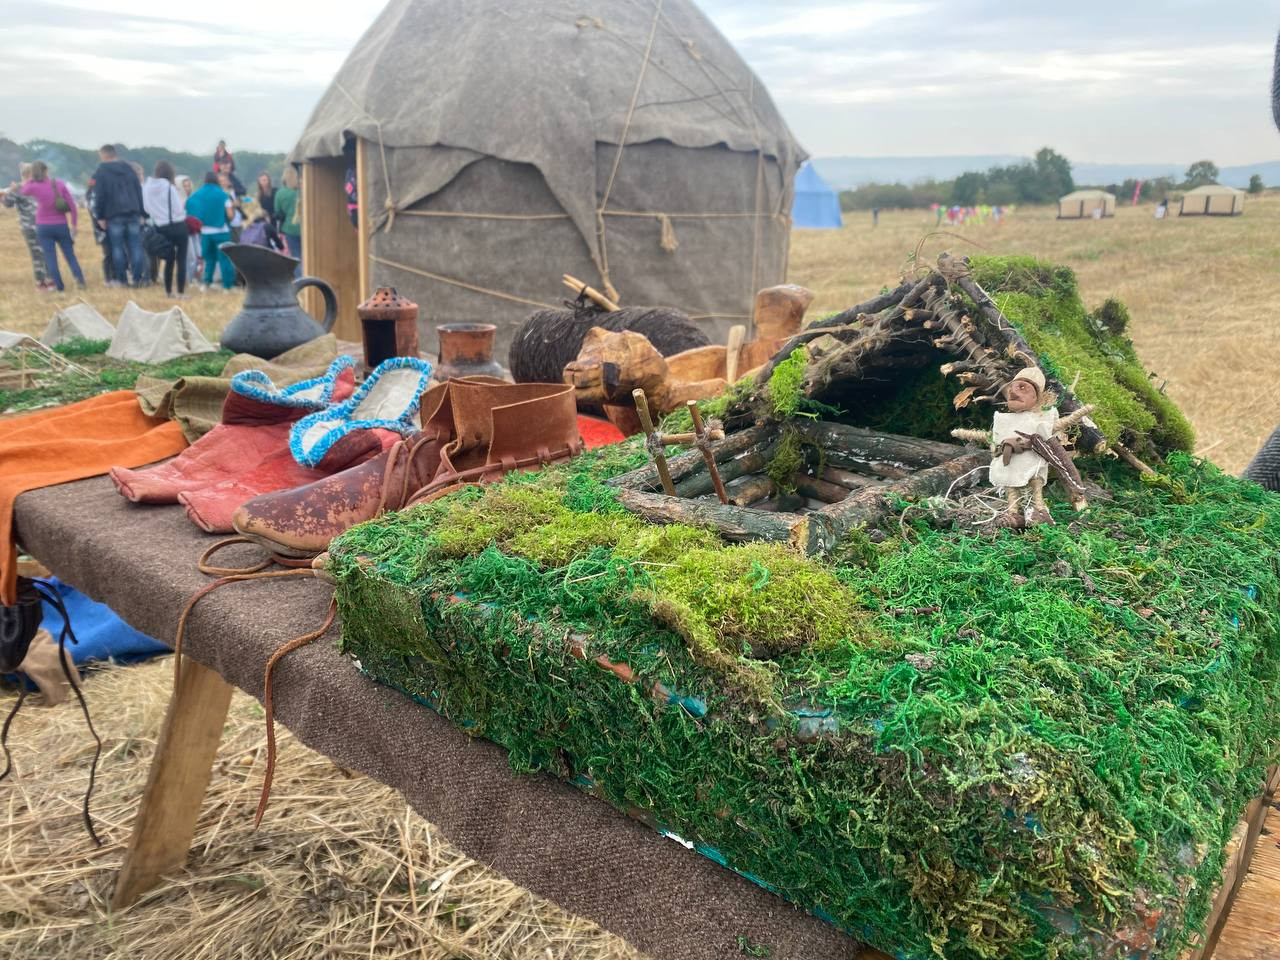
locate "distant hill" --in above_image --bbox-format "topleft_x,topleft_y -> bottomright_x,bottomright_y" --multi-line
0,137 -> 287,189
811,155 -> 1280,191
810,156 -> 1025,189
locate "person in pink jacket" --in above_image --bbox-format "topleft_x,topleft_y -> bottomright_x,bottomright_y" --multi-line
20,161 -> 85,291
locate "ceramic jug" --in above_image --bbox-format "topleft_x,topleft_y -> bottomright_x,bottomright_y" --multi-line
218,243 -> 337,358
433,323 -> 505,382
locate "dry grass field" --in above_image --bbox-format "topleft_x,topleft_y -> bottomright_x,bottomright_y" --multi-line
2,192 -> 1278,959
789,195 -> 1280,473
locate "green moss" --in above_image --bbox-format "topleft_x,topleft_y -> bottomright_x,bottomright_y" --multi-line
52,336 -> 111,357
767,347 -> 808,418
333,447 -> 1280,960
648,541 -> 869,660
849,364 -> 988,442
0,346 -> 234,413
968,255 -> 1193,458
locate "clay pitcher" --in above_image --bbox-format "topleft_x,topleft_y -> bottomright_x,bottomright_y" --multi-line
218,243 -> 337,358
433,323 -> 505,382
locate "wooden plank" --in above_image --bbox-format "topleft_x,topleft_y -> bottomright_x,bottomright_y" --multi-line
356,137 -> 370,304
110,656 -> 233,910
300,157 -> 361,342
1209,796 -> 1280,959
1183,764 -> 1278,960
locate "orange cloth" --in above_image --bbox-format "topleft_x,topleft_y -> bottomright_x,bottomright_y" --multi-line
0,391 -> 187,604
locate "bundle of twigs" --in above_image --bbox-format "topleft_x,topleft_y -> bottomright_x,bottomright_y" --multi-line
740,253 -> 1107,454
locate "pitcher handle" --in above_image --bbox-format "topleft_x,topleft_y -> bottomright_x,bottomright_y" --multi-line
293,276 -> 338,333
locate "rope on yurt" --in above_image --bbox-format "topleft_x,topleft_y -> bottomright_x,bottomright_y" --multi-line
594,0 -> 665,304
367,255 -> 558,310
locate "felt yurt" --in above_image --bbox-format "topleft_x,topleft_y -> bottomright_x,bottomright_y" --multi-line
1179,184 -> 1245,216
791,161 -> 843,228
1057,189 -> 1115,219
289,0 -> 805,356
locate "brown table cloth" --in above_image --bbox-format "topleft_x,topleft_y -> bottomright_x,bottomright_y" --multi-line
14,475 -> 862,960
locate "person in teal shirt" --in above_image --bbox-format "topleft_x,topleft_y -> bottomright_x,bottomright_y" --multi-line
185,171 -> 235,290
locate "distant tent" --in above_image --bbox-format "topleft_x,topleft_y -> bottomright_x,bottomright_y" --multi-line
106,302 -> 217,364
1179,184 -> 1244,217
41,301 -> 115,347
1057,190 -> 1115,220
792,162 -> 843,229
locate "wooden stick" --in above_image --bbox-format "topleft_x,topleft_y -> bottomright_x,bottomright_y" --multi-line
723,473 -> 775,506
1112,441 -> 1156,475
563,274 -> 620,312
633,389 -> 676,496
657,428 -> 725,446
688,401 -> 729,504
725,324 -> 746,383
791,471 -> 850,504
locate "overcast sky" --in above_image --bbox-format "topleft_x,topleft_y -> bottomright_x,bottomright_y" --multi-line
2,1 -> 1277,164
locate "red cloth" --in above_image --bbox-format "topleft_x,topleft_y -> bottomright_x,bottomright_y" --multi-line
577,415 -> 624,450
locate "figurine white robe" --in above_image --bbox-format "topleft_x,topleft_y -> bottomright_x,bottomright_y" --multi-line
989,409 -> 1058,488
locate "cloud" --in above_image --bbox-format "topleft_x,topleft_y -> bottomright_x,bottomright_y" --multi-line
3,0 -> 1278,164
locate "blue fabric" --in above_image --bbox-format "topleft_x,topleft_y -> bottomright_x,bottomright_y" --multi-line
40,578 -> 169,666
289,356 -> 434,468
791,162 -> 843,229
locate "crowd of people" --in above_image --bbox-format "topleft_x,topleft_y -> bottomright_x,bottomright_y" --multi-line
3,139 -> 303,297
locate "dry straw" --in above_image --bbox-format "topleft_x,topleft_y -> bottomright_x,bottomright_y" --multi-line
0,660 -> 641,960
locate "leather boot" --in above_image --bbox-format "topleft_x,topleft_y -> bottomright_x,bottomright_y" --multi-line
409,380 -> 582,504
232,379 -> 580,559
111,358 -> 356,504
231,379 -> 465,558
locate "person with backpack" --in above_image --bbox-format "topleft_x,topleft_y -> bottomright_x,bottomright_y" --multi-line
20,161 -> 85,292
3,163 -> 52,290
143,160 -> 190,297
186,171 -> 236,291
90,144 -> 147,286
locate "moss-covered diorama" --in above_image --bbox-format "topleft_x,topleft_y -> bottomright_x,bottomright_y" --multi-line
328,255 -> 1277,959
0,336 -> 231,414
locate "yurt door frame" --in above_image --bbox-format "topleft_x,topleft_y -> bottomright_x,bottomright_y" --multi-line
300,156 -> 362,341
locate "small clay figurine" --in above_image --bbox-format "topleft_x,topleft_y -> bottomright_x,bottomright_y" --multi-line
952,366 -> 1093,529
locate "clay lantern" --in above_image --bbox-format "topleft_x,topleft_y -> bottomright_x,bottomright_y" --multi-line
357,287 -> 420,372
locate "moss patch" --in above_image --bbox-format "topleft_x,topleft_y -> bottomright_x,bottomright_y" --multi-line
0,338 -> 232,413
969,255 -> 1194,456
332,446 -> 1280,960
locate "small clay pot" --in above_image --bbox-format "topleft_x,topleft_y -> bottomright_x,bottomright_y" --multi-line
358,287 -> 420,372
434,323 -> 505,381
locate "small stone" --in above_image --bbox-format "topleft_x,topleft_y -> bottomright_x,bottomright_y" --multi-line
905,652 -> 935,672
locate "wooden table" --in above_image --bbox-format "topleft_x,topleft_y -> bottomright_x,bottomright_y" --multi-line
12,475 -> 1278,960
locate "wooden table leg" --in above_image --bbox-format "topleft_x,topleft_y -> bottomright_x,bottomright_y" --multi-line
111,656 -> 233,910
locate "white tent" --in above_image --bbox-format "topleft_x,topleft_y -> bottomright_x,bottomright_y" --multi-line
41,301 -> 115,347
106,302 -> 217,364
1178,184 -> 1244,216
1057,190 -> 1115,219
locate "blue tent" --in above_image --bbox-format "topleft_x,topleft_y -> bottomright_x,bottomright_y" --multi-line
791,162 -> 843,228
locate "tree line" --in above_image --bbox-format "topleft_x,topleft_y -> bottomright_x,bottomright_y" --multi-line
838,153 -> 1263,211
0,136 -> 287,188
